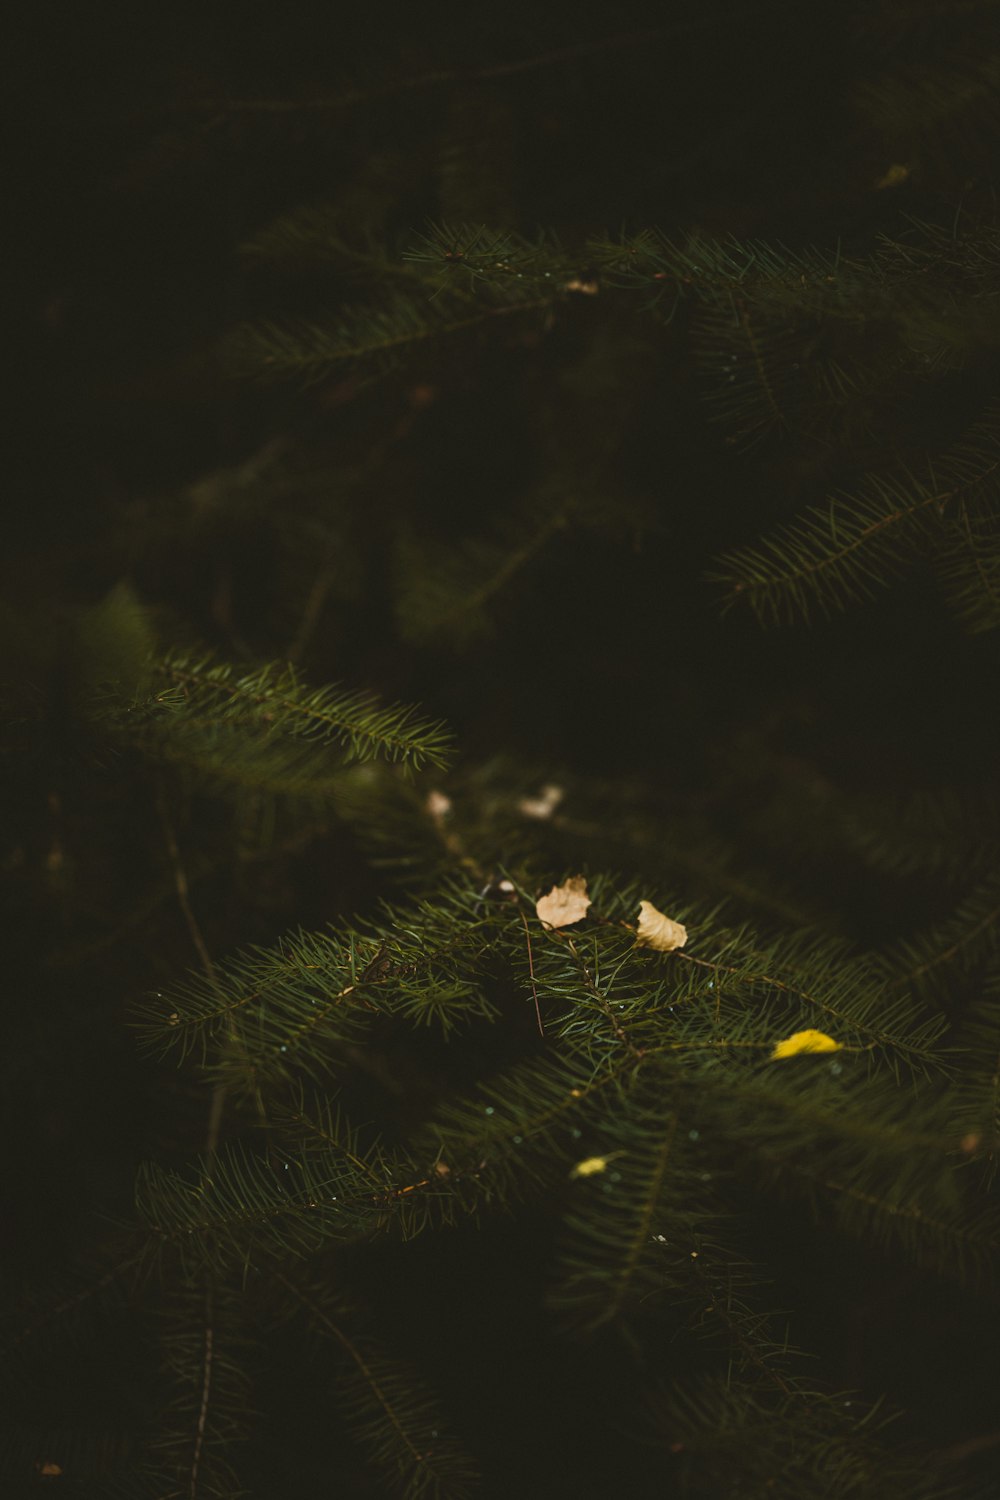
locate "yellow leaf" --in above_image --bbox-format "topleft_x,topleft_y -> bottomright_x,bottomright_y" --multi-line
635,900 -> 688,952
570,1155 -> 608,1178
770,1028 -> 841,1060
536,876 -> 591,929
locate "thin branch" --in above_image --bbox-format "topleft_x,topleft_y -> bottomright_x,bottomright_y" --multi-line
189,1287 -> 215,1500
518,906 -> 544,1036
155,781 -> 226,1498
157,21 -> 719,117
891,899 -> 1000,989
155,780 -> 218,987
565,933 -> 646,1059
3,1250 -> 146,1358
729,460 -> 1000,605
286,567 -> 335,662
269,1269 -> 430,1470
606,1112 -> 678,1322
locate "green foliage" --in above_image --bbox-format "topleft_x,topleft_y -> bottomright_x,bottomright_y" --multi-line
133,886 -> 501,1090
11,8 -> 1000,1497
393,492 -> 571,647
264,1269 -> 480,1499
143,1279 -> 257,1499
93,647 -> 455,823
877,871 -> 1000,1001
228,203 -> 1000,635
74,583 -> 158,714
646,1370 -> 961,1499
711,405 -> 1000,623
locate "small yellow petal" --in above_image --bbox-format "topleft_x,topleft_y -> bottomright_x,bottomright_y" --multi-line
770,1028 -> 842,1061
570,1155 -> 608,1178
635,901 -> 688,952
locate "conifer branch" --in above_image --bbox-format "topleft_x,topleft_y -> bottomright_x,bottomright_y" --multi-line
935,497 -> 1000,633
149,651 -> 452,771
142,1280 -> 254,1499
882,874 -> 1000,993
188,1288 -> 214,1500
225,291 -> 554,386
1,1246 -> 147,1363
267,1269 -> 479,1498
776,1161 -> 1000,1284
604,1112 -> 679,1325
156,781 -> 218,989
712,409 -> 1000,623
395,503 -> 570,645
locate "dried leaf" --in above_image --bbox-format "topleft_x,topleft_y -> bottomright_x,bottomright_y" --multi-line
518,782 -> 564,819
426,790 -> 452,819
770,1028 -> 841,1060
875,162 -> 910,189
570,1155 -> 608,1179
536,876 -> 591,929
477,875 -> 517,905
635,901 -> 688,952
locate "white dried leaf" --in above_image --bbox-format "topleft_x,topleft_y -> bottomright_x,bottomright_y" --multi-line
635,901 -> 688,952
518,783 -> 564,819
535,876 -> 591,929
426,790 -> 452,819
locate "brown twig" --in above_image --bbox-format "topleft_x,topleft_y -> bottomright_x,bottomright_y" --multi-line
155,780 -> 218,990
564,933 -> 644,1059
518,906 -> 544,1036
155,780 -> 226,1496
189,1287 -> 215,1500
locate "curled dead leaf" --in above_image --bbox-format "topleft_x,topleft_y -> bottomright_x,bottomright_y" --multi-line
636,901 -> 688,952
518,783 -> 564,820
536,876 -> 591,929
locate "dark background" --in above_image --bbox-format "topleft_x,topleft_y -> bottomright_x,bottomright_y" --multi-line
5,2 -> 1000,1494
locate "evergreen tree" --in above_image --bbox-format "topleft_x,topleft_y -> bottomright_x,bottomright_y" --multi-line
5,3 -> 1000,1495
